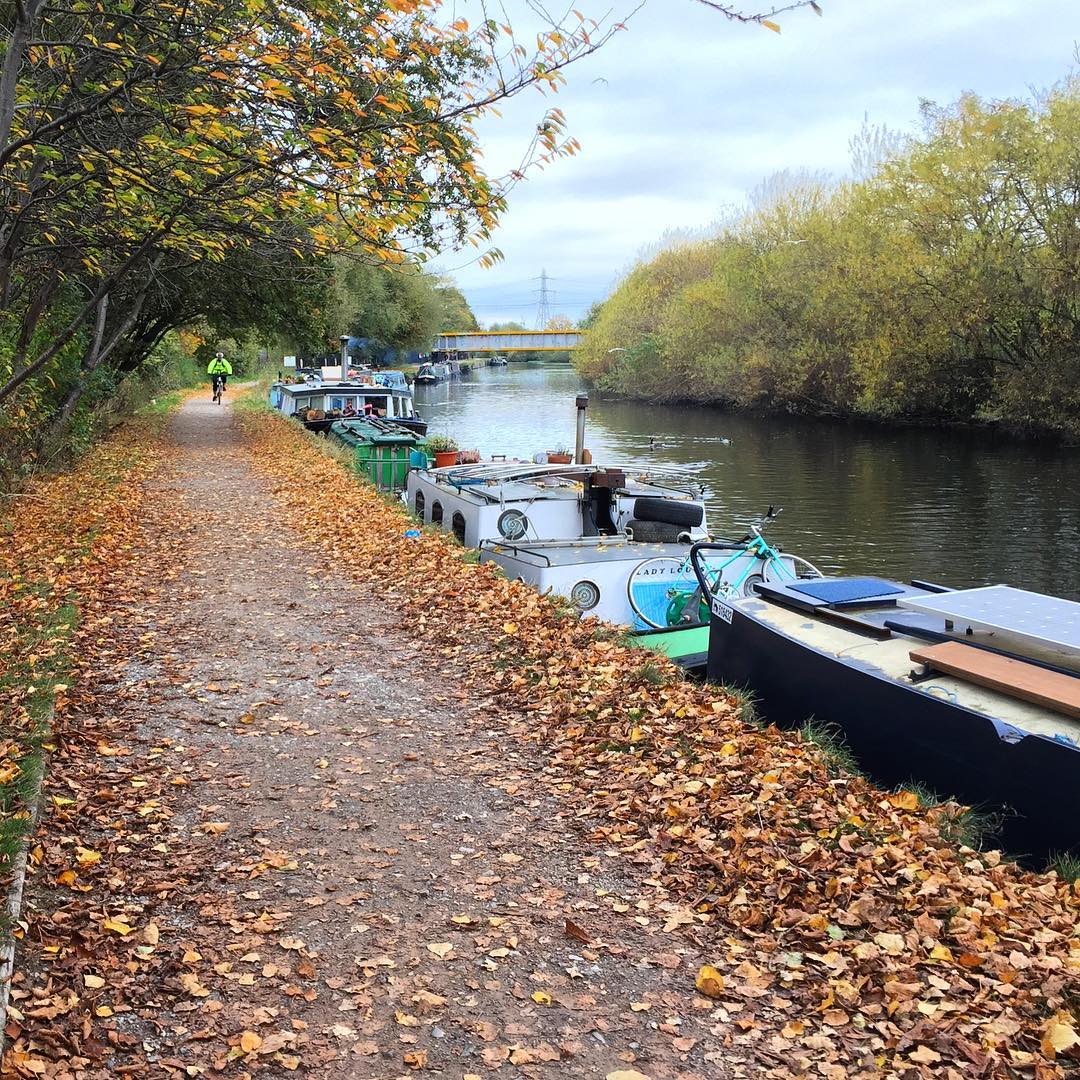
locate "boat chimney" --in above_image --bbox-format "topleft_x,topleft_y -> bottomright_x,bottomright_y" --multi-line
574,394 -> 588,464
339,335 -> 349,379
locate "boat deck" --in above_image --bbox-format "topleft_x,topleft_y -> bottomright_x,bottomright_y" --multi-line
742,591 -> 1080,746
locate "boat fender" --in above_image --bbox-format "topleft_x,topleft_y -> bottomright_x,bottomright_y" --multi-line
632,496 -> 704,529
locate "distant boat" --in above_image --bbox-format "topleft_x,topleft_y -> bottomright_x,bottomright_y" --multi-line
269,376 -> 427,436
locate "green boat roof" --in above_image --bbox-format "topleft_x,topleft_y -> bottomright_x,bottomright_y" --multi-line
331,419 -> 424,445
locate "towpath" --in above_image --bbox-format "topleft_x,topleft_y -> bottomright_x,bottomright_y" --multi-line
5,396 -> 743,1079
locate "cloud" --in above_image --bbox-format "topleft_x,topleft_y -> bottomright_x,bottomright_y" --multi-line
434,0 -> 1080,326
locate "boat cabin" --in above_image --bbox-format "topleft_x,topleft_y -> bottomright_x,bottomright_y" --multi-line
269,379 -> 427,436
405,461 -> 708,548
703,574 -> 1080,861
374,370 -> 408,390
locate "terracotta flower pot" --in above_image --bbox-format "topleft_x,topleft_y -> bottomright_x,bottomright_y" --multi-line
434,450 -> 458,468
547,453 -> 572,464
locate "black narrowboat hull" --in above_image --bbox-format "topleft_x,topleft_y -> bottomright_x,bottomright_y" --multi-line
706,598 -> 1080,862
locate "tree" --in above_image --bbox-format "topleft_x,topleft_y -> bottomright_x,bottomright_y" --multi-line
577,75 -> 1080,436
0,0 -> 619,430
434,282 -> 479,332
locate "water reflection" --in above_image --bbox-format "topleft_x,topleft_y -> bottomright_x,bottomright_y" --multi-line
414,363 -> 1080,598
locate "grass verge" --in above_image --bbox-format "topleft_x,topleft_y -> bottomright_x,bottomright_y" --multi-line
0,431 -> 160,941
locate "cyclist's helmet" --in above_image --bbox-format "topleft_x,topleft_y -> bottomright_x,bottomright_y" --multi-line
216,351 -> 224,358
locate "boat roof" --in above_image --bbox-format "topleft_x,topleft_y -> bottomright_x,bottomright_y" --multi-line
331,418 -> 424,444
481,537 -> 695,567
423,461 -> 704,499
737,584 -> 1080,743
757,578 -> 1080,667
277,381 -> 410,397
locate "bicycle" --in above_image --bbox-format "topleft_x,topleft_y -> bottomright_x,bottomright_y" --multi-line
212,375 -> 225,404
627,506 -> 822,629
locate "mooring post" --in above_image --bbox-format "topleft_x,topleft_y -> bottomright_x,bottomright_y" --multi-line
575,394 -> 588,464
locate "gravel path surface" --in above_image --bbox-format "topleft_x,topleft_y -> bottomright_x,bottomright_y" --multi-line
6,397 -> 744,1079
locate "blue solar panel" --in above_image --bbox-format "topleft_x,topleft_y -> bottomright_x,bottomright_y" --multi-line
789,578 -> 905,604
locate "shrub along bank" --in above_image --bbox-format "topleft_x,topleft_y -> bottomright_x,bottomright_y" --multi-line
578,81 -> 1080,438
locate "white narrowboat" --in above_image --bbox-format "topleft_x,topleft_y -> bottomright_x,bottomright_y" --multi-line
269,378 -> 427,437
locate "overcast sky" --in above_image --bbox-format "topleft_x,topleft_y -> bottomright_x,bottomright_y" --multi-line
430,0 -> 1079,328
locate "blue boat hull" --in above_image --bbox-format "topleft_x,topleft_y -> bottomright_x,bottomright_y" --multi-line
706,601 -> 1080,863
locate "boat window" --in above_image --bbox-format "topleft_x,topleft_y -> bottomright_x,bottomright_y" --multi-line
431,500 -> 443,525
451,512 -> 466,544
414,490 -> 425,518
570,580 -> 600,611
330,397 -> 343,410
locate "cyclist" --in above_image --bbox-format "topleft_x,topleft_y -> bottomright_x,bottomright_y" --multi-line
207,351 -> 233,396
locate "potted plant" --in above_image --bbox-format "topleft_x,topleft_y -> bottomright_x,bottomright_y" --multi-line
547,445 -> 573,464
426,433 -> 460,468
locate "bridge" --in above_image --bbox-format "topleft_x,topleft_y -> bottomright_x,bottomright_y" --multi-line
434,329 -> 582,353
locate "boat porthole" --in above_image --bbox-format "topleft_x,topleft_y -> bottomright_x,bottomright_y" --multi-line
498,509 -> 529,540
451,512 -> 467,544
570,580 -> 600,611
431,500 -> 443,525
414,491 -> 425,518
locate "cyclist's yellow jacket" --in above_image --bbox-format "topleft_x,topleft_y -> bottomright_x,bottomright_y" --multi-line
207,357 -> 233,375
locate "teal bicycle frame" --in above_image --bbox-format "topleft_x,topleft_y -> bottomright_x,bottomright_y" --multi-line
710,526 -> 795,597
663,525 -> 793,626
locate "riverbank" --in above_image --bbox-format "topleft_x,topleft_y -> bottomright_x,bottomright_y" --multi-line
2,394 -> 1079,1077
576,382 -> 1080,447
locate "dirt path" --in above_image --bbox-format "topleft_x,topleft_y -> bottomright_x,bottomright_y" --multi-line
6,397 -> 749,1079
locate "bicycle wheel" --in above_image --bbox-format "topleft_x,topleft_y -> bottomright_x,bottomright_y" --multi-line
627,556 -> 697,629
761,554 -> 824,588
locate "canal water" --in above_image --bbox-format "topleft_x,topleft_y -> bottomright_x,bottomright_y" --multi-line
414,363 -> 1080,599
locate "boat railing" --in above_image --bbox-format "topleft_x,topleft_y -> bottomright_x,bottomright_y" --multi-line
479,535 -> 621,567
427,460 -> 706,496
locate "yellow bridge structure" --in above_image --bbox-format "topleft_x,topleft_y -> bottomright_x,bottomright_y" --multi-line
434,329 -> 581,353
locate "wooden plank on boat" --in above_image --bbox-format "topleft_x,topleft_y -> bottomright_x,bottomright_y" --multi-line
910,641 -> 1080,719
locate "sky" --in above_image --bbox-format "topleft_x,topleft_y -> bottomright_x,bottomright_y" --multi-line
428,0 -> 1080,329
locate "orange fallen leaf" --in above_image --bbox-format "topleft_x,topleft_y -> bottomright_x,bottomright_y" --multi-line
694,964 -> 725,999
564,918 -> 590,944
239,1031 -> 262,1053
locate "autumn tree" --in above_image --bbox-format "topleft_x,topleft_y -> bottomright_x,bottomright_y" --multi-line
0,0 -> 620,457
578,76 -> 1080,437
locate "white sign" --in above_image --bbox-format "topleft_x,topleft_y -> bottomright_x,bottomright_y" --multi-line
711,597 -> 734,624
283,355 -> 297,367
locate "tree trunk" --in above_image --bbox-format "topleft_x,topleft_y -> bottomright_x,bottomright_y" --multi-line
0,0 -> 46,157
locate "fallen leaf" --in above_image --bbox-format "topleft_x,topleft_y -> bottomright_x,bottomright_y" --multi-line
239,1031 -> 262,1053
694,964 -> 725,999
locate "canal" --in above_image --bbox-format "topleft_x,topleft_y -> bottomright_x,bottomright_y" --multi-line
414,362 -> 1080,599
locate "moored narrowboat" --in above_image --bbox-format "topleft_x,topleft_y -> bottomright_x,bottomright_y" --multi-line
691,550 -> 1080,862
270,378 -> 427,436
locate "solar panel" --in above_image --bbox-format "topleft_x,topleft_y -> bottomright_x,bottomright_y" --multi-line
898,586 -> 1080,657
